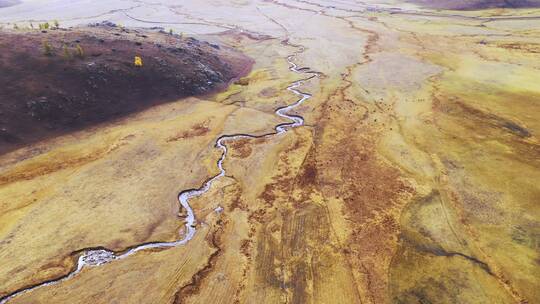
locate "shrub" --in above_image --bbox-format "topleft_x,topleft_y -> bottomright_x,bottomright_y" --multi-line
63,45 -> 72,59
53,20 -> 59,29
74,44 -> 84,58
42,40 -> 53,56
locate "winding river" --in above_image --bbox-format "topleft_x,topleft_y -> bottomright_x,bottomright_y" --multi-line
0,47 -> 318,303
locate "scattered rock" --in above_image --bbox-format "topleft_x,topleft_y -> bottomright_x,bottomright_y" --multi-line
0,25 -> 253,154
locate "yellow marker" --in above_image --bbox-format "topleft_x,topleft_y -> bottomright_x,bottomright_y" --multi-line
134,56 -> 143,67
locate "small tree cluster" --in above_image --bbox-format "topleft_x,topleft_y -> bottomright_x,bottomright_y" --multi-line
60,43 -> 85,59
38,22 -> 50,30
36,21 -> 60,30
12,23 -> 39,30
41,41 -> 86,59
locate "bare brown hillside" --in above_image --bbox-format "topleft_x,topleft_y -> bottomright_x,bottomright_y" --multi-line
0,23 -> 252,154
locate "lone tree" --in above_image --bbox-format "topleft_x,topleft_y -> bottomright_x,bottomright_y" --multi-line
74,44 -> 84,58
42,40 -> 53,56
134,56 -> 143,67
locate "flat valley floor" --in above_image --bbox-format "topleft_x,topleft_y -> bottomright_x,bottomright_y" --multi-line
0,0 -> 539,303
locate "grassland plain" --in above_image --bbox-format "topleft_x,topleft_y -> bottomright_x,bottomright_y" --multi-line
0,0 -> 539,303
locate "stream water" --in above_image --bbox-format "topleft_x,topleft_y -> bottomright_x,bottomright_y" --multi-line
0,48 -> 317,304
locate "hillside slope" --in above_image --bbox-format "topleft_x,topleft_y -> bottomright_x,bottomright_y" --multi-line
0,23 -> 252,154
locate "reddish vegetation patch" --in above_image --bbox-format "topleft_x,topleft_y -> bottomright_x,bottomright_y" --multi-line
258,87 -> 278,98
336,135 -> 413,302
228,185 -> 248,212
166,122 -> 211,142
240,239 -> 252,258
310,82 -> 413,301
0,23 -> 253,154
497,42 -> 540,53
229,138 -> 254,159
296,158 -> 318,188
337,140 -> 411,221
174,220 -> 226,304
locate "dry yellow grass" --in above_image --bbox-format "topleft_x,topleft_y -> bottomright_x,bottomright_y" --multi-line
1,1 -> 539,303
